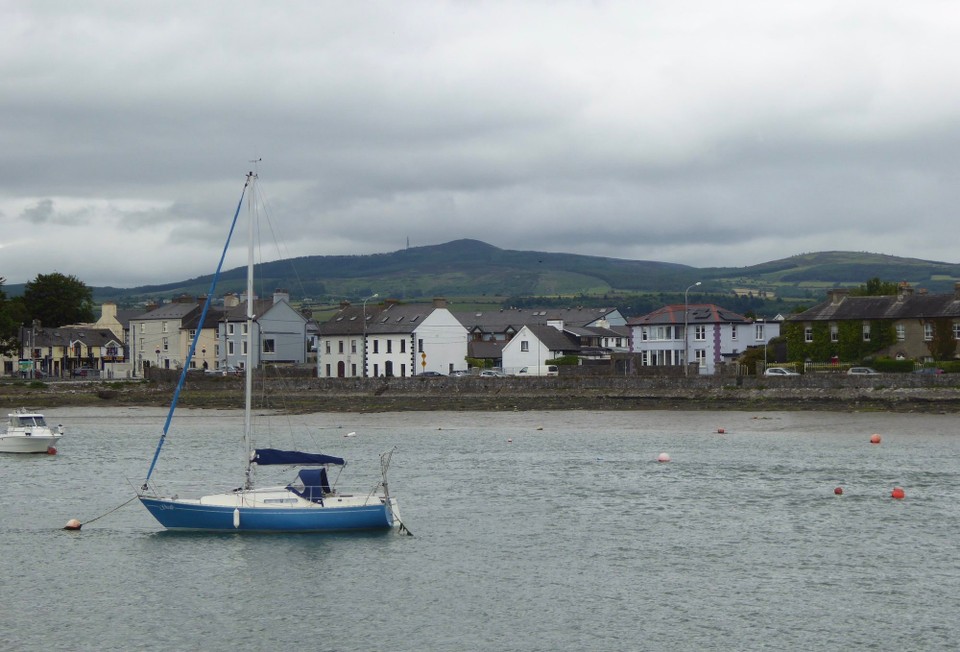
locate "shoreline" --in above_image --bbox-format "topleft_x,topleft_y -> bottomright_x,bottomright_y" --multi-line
3,376 -> 960,414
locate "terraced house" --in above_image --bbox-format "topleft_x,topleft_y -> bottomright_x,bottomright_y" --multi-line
784,283 -> 960,364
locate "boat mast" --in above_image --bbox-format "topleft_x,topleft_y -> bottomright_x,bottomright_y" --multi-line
243,171 -> 256,490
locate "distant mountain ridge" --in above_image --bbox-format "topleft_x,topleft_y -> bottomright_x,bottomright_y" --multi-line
10,240 -> 959,308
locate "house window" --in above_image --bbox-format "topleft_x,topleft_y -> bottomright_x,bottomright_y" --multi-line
896,324 -> 905,341
373,340 -> 379,354
387,340 -> 392,354
418,338 -> 424,353
140,323 -> 145,333
924,323 -> 934,341
695,349 -> 706,367
616,338 -> 622,347
162,321 -> 168,333
228,324 -> 235,336
830,326 -> 838,342
263,339 -> 275,353
695,326 -> 706,341
242,323 -> 248,335
338,340 -> 344,354
325,341 -> 331,354
351,340 -> 357,354
325,364 -> 331,377
641,328 -> 648,341
805,328 -> 813,342
731,325 -> 738,340
350,363 -> 356,376
400,339 -> 406,353
242,341 -> 248,355
521,340 -> 529,352
162,337 -> 169,351
954,322 -> 960,340
863,323 -> 871,342
754,324 -> 764,341
227,341 -> 235,355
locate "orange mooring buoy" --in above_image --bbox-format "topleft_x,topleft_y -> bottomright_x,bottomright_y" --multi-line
891,486 -> 905,500
834,487 -> 843,495
63,519 -> 82,531
47,446 -> 57,455
870,434 -> 881,444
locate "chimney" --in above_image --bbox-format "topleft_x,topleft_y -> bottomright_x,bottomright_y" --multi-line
827,289 -> 849,305
897,282 -> 913,300
224,293 -> 240,308
273,288 -> 290,304
954,282 -> 960,299
99,302 -> 117,321
432,297 -> 448,308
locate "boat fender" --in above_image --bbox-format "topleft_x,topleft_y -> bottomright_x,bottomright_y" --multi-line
233,508 -> 241,529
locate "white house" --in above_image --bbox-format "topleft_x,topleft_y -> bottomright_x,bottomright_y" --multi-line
317,299 -> 468,378
501,324 -> 580,374
628,303 -> 781,375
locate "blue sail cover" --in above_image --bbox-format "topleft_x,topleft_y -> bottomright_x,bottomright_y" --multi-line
253,448 -> 345,466
288,468 -> 332,503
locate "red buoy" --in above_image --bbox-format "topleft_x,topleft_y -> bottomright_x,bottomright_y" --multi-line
717,428 -> 725,434
47,446 -> 57,455
891,487 -> 905,500
834,487 -> 843,495
870,434 -> 881,444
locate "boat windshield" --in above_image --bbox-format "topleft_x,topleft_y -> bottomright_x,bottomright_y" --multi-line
15,415 -> 46,427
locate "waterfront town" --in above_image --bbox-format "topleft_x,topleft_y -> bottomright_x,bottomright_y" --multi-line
4,281 -> 959,382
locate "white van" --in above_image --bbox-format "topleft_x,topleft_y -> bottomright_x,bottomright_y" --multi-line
517,365 -> 559,377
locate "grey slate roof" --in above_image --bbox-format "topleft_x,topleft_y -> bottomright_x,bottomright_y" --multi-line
788,289 -> 960,322
133,302 -> 200,321
453,306 -> 620,332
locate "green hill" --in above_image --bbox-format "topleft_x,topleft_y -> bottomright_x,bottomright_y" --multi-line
10,240 -> 959,317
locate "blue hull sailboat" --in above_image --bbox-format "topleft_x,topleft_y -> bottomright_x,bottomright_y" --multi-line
138,172 -> 402,533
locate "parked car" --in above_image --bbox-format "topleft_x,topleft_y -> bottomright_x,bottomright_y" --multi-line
72,366 -> 99,378
913,367 -> 944,375
479,370 -> 507,377
764,367 -> 800,376
206,365 -> 241,376
418,371 -> 445,377
847,367 -> 880,375
449,370 -> 471,377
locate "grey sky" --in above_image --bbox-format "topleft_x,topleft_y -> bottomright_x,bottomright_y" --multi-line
3,1 -> 958,287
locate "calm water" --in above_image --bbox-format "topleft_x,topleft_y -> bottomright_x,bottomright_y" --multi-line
2,407 -> 959,651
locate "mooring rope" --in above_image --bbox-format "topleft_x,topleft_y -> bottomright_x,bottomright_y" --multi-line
71,495 -> 140,529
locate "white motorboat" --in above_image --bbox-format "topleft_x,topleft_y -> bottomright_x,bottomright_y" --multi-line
2,408 -> 63,454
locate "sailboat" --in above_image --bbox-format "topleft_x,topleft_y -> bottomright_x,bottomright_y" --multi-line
138,171 -> 402,533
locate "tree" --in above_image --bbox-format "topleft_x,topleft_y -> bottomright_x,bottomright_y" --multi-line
850,277 -> 900,297
0,277 -> 19,356
22,273 -> 95,328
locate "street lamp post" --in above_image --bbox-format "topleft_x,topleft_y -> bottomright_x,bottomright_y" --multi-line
361,293 -> 379,378
684,281 -> 701,376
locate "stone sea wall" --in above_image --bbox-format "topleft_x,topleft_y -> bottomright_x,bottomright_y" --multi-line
3,373 -> 960,413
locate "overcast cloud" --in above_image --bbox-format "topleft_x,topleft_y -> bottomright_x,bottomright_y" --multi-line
2,1 -> 959,287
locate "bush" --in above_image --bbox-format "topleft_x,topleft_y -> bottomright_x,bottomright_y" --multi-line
872,357 -> 916,373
